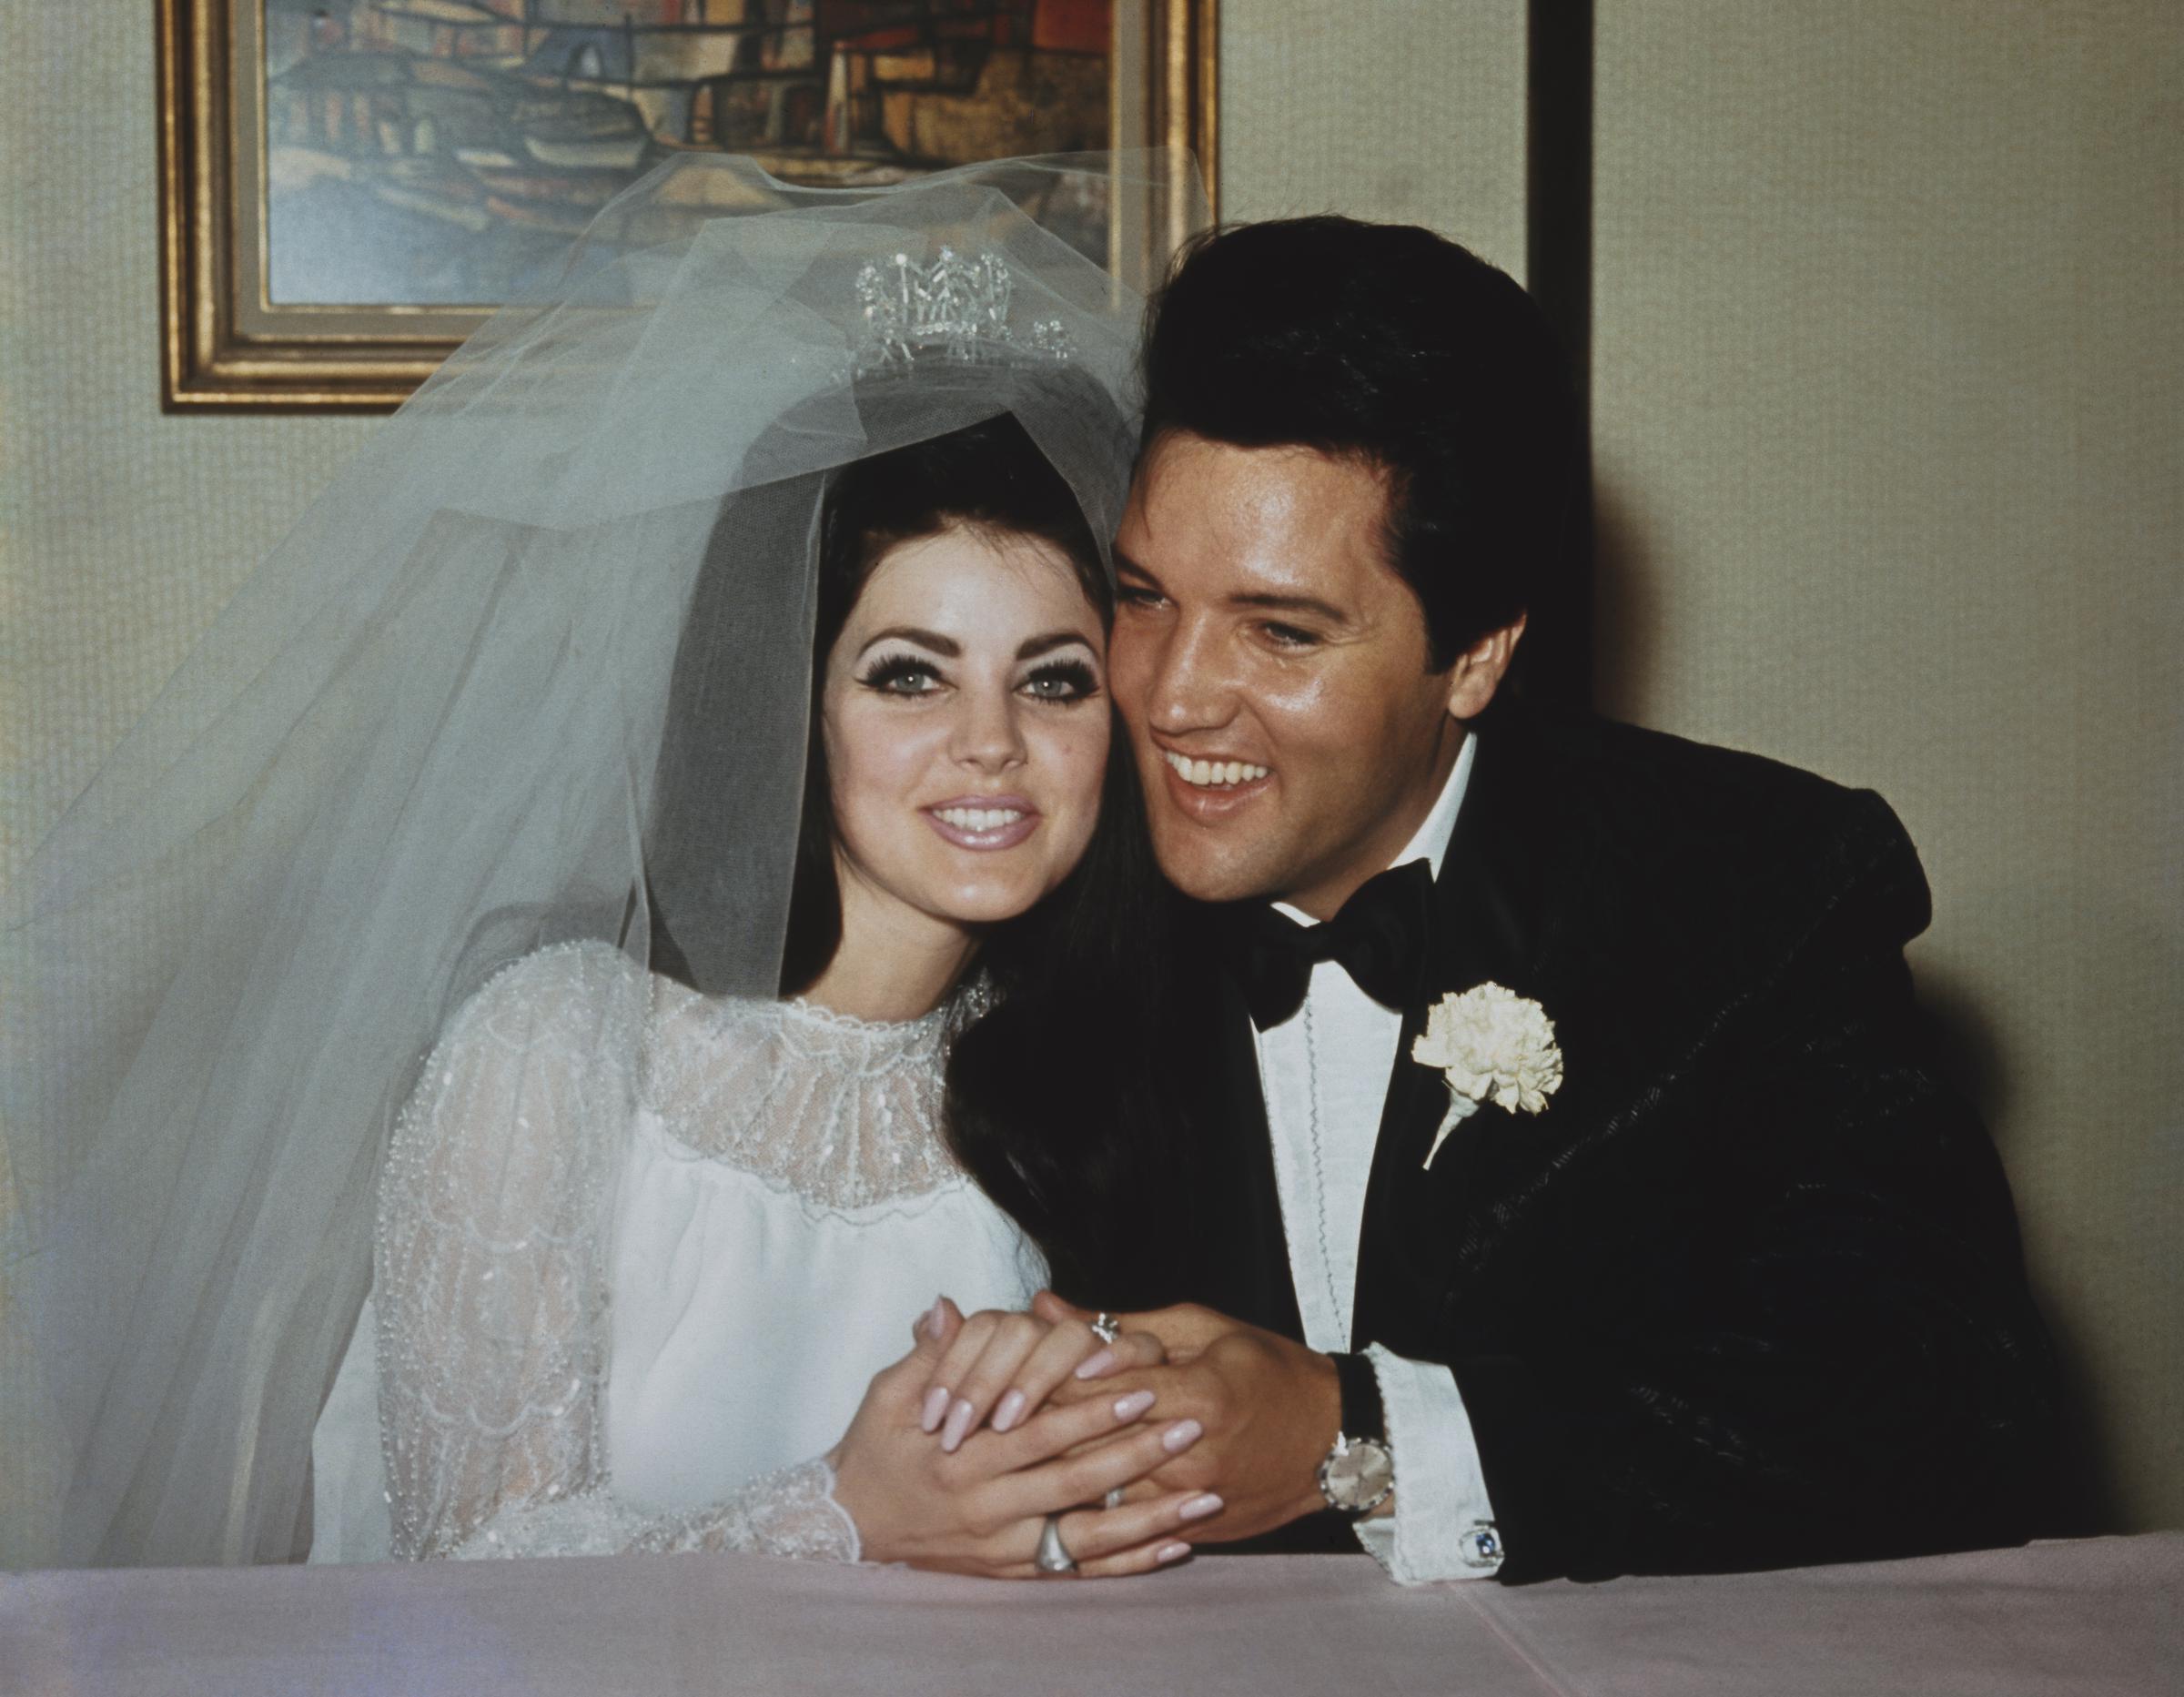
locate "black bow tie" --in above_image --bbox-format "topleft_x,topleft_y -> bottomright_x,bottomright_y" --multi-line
1218,860 -> 1435,1029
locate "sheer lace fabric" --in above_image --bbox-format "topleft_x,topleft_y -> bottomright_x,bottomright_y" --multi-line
643,975 -> 967,1212
373,942 -> 1015,1563
449,1459 -> 858,1562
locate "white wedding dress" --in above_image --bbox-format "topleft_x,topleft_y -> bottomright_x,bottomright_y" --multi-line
308,942 -> 1043,1564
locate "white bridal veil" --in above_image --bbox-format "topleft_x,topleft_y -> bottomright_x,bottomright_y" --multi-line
2,151 -> 1203,1567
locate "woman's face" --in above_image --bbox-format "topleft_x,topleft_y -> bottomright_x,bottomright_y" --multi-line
822,524 -> 1110,939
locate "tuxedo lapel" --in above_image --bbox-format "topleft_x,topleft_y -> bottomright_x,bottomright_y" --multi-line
1350,710 -> 1555,1355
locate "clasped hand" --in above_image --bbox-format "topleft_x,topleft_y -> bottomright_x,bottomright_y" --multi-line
826,1298 -> 1220,1577
829,1292 -> 1343,1578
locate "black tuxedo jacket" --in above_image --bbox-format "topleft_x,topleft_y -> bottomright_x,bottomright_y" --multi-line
1142,703 -> 2058,1582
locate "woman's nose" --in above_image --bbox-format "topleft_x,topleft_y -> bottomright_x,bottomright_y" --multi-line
950,689 -> 1028,772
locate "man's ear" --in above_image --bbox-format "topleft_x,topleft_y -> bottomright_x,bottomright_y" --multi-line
1445,613 -> 1528,721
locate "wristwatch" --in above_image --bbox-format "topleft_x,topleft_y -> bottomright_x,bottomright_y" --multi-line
1317,1351 -> 1395,1518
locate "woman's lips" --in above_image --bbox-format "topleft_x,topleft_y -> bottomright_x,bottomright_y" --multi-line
924,796 -> 1040,851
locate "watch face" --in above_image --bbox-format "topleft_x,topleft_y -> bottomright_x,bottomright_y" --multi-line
1322,1439 -> 1393,1510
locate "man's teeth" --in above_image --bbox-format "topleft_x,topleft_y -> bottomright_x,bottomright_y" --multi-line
1163,751 -> 1270,789
935,806 -> 1025,831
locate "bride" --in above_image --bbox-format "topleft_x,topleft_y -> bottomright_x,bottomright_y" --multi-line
2,154 -> 1208,1576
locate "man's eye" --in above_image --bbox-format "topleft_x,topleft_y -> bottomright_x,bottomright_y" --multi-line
1117,585 -> 1167,611
860,657 -> 944,694
1022,661 -> 1099,702
1262,622 -> 1320,649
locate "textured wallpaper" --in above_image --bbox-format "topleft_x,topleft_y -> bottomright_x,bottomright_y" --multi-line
1591,0 -> 2182,1530
1219,0 -> 1527,273
0,15 -> 382,885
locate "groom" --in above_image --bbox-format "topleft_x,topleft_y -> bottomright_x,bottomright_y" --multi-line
1045,217 -> 2058,1583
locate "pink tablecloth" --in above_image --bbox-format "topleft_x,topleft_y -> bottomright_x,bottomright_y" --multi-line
5,1534 -> 2178,1696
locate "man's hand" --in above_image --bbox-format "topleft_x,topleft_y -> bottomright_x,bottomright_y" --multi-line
1030,1293 -> 1341,1542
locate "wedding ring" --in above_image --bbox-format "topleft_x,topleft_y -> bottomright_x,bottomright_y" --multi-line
1090,1312 -> 1121,1345
1104,1487 -> 1126,1510
1034,1513 -> 1079,1575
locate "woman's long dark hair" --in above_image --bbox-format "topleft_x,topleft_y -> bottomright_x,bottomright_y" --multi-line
655,389 -> 1187,1305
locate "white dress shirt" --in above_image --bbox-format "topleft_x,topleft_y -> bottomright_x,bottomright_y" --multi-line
1254,731 -> 1503,1583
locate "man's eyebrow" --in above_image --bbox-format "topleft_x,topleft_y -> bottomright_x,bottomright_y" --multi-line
856,626 -> 961,658
1112,552 -> 1346,623
1229,591 -> 1350,623
1016,631 -> 1097,661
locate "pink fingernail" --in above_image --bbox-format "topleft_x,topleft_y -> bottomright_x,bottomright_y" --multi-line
1178,1493 -> 1223,1521
1155,1542 -> 1191,1564
940,1397 -> 976,1452
920,1386 -> 951,1434
1112,1389 -> 1156,1421
994,1389 -> 1027,1432
1073,1348 -> 1117,1380
922,1298 -> 947,1340
1161,1419 -> 1203,1454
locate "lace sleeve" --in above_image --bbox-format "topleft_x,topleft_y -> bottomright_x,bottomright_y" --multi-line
448,1457 -> 861,1562
375,943 -> 863,1565
377,943 -> 644,1560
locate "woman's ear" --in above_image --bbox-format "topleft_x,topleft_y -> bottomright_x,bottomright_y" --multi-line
1445,612 -> 1527,721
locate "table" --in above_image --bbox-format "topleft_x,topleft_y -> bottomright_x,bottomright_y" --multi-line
5,1534 -> 2178,1695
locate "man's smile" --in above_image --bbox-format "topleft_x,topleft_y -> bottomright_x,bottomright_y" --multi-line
1159,748 -> 1272,789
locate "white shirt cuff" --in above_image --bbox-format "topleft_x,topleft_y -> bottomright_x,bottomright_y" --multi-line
1353,1343 -> 1503,1583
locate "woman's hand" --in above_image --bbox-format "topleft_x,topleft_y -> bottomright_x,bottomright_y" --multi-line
827,1301 -> 1220,1578
918,1298 -> 1168,1451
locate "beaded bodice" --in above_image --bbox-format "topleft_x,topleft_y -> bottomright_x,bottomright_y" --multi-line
642,980 -> 961,1212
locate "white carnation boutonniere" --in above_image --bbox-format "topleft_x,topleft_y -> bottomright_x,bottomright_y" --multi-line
1412,983 -> 1563,1170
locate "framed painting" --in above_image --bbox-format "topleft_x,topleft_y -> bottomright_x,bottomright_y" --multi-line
158,0 -> 1218,410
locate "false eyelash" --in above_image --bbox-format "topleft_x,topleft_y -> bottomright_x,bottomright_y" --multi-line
858,653 -> 942,692
1025,659 -> 1099,700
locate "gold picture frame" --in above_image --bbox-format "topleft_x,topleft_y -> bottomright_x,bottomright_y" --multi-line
158,1 -> 1218,412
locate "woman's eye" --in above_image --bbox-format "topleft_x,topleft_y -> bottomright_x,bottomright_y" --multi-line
860,657 -> 944,695
1021,661 -> 1099,702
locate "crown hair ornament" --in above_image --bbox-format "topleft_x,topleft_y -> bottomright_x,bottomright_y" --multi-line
854,248 -> 1075,374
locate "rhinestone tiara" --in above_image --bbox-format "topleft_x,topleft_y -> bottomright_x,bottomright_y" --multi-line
854,247 -> 1075,374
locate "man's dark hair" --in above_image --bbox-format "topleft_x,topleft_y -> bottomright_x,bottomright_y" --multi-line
1139,216 -> 1579,671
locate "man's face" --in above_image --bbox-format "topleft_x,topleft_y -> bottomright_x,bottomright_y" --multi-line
1109,432 -> 1518,919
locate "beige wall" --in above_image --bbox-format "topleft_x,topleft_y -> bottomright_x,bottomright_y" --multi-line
1588,0 -> 2181,1530
4,2 -> 2176,1532
1220,0 -> 1528,272
0,14 -> 382,880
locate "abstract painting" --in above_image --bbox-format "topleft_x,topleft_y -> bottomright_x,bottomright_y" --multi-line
160,0 -> 1215,408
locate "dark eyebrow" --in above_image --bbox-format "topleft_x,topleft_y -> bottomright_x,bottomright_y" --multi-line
1230,591 -> 1350,624
856,626 -> 960,659
856,627 -> 1094,662
1017,631 -> 1097,661
1114,552 -> 1346,626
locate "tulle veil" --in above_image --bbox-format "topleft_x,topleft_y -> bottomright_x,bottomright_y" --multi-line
1,149 -> 1204,1567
